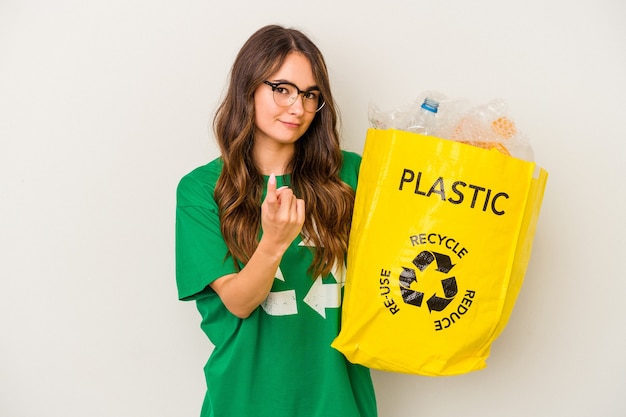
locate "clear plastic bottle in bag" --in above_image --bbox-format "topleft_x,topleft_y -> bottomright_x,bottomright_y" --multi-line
408,97 -> 439,135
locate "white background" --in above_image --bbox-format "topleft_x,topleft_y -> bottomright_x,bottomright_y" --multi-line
1,0 -> 625,416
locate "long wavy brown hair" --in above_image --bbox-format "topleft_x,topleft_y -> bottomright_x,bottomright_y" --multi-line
213,25 -> 355,278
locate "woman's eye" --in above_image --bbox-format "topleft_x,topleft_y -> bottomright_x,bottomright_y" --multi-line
304,91 -> 319,100
276,86 -> 291,95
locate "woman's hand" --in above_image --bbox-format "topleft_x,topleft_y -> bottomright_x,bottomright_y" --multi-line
259,173 -> 305,254
210,173 -> 305,318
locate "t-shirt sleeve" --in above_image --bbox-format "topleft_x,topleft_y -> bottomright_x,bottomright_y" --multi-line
175,170 -> 238,301
340,150 -> 362,190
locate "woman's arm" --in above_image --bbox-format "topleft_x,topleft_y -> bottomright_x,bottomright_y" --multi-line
210,174 -> 305,318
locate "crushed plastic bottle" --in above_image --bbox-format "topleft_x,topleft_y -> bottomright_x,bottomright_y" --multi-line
407,97 -> 439,135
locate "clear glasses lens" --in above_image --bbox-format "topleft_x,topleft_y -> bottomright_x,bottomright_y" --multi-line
272,84 -> 323,112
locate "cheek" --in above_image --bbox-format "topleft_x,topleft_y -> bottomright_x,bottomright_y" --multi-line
254,91 -> 278,122
302,113 -> 317,130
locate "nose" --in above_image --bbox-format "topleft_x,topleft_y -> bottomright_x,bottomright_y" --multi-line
288,93 -> 305,115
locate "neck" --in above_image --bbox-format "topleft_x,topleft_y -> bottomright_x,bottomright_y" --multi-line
253,142 -> 295,176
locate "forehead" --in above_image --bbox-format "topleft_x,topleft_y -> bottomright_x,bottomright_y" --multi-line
268,52 -> 317,89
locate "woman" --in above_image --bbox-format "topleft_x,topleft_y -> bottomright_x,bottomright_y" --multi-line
176,25 -> 377,417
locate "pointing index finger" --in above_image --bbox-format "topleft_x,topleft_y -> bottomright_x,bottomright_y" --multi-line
266,173 -> 277,204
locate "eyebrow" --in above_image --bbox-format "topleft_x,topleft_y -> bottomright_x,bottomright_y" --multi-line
271,79 -> 320,91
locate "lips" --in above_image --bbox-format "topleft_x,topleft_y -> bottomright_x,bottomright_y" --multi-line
280,120 -> 301,129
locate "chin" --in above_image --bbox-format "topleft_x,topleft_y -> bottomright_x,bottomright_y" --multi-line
276,132 -> 304,144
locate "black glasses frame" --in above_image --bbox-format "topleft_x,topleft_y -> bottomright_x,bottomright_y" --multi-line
263,81 -> 325,112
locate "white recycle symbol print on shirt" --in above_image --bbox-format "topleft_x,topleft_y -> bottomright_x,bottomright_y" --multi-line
261,236 -> 345,319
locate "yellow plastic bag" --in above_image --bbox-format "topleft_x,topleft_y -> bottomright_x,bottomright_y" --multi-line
332,128 -> 548,376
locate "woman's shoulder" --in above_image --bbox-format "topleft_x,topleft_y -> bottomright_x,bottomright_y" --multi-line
341,149 -> 362,167
176,157 -> 223,207
340,150 -> 362,189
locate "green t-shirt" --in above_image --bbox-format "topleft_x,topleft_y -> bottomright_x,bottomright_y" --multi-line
176,151 -> 377,417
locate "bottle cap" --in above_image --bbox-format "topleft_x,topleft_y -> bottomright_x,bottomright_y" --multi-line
421,97 -> 439,113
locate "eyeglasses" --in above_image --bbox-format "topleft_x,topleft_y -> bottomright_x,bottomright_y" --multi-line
263,81 -> 325,113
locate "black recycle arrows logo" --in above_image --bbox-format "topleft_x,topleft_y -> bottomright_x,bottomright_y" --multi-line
399,250 -> 458,312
